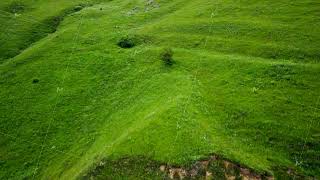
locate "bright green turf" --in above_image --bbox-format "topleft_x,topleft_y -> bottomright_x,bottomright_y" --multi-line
0,0 -> 319,179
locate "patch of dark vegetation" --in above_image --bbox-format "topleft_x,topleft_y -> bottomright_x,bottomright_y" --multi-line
32,79 -> 39,84
117,37 -> 136,48
161,48 -> 174,65
81,154 -> 280,180
272,166 -> 316,180
117,34 -> 152,48
288,139 -> 320,177
262,64 -> 310,89
81,156 -> 166,179
264,64 -> 297,81
6,1 -> 26,14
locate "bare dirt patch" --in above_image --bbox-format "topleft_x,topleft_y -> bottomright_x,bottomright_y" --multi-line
159,155 -> 273,180
82,154 -> 278,179
81,154 -> 314,179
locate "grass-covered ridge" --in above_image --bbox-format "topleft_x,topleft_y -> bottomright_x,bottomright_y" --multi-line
0,0 -> 319,179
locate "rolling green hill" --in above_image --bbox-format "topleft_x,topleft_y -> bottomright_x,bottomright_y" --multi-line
0,0 -> 319,179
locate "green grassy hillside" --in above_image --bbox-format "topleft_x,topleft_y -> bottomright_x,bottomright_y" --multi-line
0,0 -> 319,179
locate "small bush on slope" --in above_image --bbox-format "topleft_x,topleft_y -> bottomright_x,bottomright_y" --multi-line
161,48 -> 174,65
118,37 -> 136,48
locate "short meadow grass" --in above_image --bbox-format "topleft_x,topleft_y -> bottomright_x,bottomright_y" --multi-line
0,0 -> 319,179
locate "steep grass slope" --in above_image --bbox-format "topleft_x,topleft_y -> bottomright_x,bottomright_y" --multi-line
0,0 -> 319,179
0,0 -> 104,62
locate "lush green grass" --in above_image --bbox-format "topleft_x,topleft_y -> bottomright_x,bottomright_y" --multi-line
0,0 -> 319,179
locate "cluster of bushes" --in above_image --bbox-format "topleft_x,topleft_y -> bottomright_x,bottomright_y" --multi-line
117,35 -> 174,65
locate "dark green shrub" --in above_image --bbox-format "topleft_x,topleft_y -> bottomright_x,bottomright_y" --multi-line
117,37 -> 135,48
32,79 -> 39,83
161,48 -> 173,65
208,160 -> 225,179
117,34 -> 152,49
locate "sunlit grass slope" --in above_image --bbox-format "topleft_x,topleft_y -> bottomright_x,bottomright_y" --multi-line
0,0 -> 319,179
